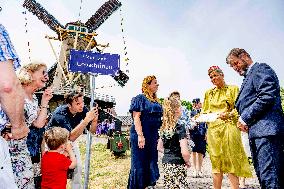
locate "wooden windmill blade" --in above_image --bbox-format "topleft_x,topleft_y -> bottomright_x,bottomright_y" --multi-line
23,0 -> 64,34
85,0 -> 122,32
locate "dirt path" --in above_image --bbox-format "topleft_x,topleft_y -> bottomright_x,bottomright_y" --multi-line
156,152 -> 260,189
83,135 -> 261,189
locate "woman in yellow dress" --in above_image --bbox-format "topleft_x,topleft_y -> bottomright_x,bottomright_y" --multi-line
202,66 -> 252,189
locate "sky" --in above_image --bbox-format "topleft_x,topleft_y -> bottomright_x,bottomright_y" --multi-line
1,0 -> 284,115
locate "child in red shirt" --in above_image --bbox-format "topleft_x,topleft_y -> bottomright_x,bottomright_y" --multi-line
41,127 -> 77,189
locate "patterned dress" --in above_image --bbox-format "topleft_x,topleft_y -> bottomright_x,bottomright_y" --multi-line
202,85 -> 252,177
8,95 -> 39,189
160,124 -> 190,188
26,94 -> 45,189
127,94 -> 163,189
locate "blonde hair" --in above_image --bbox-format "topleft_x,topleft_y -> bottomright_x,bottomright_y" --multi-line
17,62 -> 47,85
44,127 -> 69,150
141,75 -> 160,103
160,98 -> 181,132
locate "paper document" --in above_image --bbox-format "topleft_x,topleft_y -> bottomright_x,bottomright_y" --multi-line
194,113 -> 219,123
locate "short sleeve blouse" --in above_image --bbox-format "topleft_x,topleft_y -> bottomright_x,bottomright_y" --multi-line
161,124 -> 188,164
129,94 -> 162,116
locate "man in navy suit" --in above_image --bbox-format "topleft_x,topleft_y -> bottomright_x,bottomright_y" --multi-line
226,48 -> 284,189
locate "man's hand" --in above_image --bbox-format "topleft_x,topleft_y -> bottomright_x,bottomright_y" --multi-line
84,107 -> 99,124
237,121 -> 248,133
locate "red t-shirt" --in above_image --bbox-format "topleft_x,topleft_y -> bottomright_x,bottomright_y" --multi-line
41,151 -> 72,189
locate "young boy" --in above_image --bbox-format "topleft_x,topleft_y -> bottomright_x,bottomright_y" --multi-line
41,127 -> 77,189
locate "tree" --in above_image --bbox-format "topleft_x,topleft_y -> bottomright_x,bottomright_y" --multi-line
181,100 -> 193,111
159,98 -> 164,105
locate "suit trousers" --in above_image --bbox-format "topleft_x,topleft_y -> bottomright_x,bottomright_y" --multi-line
249,136 -> 284,189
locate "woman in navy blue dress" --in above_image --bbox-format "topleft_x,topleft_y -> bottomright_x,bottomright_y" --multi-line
190,98 -> 207,178
128,75 -> 163,189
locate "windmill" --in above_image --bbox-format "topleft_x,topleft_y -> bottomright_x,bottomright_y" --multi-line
22,2 -> 130,186
22,0 -> 128,95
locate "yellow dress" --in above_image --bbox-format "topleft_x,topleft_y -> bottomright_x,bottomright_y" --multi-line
202,85 -> 252,177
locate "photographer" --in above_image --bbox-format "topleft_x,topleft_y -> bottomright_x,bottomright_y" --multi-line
47,90 -> 98,189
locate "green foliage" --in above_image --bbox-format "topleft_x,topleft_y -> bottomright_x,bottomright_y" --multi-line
181,100 -> 193,111
281,87 -> 284,111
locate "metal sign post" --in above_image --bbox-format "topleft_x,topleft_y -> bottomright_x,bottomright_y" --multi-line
68,50 -> 120,189
83,74 -> 95,189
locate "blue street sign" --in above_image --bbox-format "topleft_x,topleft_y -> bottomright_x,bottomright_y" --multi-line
69,49 -> 120,75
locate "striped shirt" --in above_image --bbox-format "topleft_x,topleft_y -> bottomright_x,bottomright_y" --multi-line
0,24 -> 21,131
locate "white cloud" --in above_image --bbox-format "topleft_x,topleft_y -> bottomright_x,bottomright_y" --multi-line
94,34 -> 212,114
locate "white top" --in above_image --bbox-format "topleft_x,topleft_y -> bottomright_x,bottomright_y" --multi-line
24,94 -> 39,127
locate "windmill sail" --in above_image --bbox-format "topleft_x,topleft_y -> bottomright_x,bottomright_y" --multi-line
23,0 -> 64,33
85,0 -> 122,32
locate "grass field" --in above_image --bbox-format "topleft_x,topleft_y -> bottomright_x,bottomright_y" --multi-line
68,141 -> 130,189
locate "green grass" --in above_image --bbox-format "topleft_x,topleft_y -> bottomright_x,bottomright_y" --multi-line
68,142 -> 130,189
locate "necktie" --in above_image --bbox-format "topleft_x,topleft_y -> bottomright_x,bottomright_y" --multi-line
243,69 -> 248,78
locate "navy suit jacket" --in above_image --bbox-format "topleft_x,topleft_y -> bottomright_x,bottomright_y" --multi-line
235,62 -> 284,139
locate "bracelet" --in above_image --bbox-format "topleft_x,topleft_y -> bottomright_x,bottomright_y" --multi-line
40,105 -> 49,109
137,133 -> 143,137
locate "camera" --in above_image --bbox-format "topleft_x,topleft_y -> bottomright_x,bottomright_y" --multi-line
93,101 -> 112,123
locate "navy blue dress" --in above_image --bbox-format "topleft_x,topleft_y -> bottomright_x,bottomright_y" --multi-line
127,94 -> 163,189
190,109 -> 207,156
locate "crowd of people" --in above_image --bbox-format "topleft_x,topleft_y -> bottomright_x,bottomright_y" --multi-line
0,24 -> 100,189
96,119 -> 115,135
127,51 -> 284,189
1,21 -> 284,189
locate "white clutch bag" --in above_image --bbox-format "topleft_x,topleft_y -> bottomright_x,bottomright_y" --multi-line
194,113 -> 219,123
